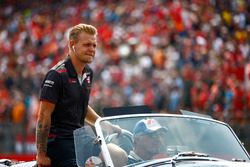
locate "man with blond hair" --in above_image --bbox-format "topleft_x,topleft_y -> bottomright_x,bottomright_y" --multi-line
35,23 -> 119,167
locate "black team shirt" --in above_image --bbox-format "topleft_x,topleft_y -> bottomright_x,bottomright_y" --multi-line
40,57 -> 93,138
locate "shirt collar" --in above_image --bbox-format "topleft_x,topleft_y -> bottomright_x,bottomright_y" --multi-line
65,57 -> 78,78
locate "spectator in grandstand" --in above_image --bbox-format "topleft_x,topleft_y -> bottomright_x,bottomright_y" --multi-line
35,23 -> 120,167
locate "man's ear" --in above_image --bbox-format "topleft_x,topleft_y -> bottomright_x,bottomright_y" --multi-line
69,40 -> 75,51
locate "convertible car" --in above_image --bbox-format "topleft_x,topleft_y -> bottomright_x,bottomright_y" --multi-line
1,109 -> 250,167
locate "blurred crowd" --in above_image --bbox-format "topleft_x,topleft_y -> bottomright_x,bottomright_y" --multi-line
0,0 -> 250,153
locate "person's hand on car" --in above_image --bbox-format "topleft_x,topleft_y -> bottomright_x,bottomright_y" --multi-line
102,121 -> 122,134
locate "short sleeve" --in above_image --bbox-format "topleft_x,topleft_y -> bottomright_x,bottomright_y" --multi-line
40,70 -> 62,104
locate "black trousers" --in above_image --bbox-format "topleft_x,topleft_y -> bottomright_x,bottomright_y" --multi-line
47,137 -> 78,167
47,136 -> 101,167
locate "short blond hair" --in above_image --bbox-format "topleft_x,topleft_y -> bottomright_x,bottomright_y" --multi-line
69,23 -> 97,42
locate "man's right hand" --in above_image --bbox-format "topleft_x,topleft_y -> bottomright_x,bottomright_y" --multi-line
102,121 -> 122,134
36,154 -> 51,167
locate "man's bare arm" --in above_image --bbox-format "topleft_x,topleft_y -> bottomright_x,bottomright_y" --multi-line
85,105 -> 121,134
85,105 -> 101,126
36,101 -> 55,155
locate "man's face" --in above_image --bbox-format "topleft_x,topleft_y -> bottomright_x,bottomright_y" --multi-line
135,131 -> 165,158
73,32 -> 97,64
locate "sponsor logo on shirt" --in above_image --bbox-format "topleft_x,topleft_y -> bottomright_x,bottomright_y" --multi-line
44,80 -> 54,87
86,76 -> 90,84
69,78 -> 77,83
82,72 -> 90,82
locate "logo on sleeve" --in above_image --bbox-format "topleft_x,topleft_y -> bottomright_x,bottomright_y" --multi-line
44,80 -> 54,87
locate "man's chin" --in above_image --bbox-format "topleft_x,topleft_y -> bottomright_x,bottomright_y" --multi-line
82,59 -> 93,64
149,150 -> 159,156
87,57 -> 94,63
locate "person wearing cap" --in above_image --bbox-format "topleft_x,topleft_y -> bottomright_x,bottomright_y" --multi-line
127,118 -> 168,165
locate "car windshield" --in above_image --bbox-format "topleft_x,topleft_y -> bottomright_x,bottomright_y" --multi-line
97,114 -> 250,166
